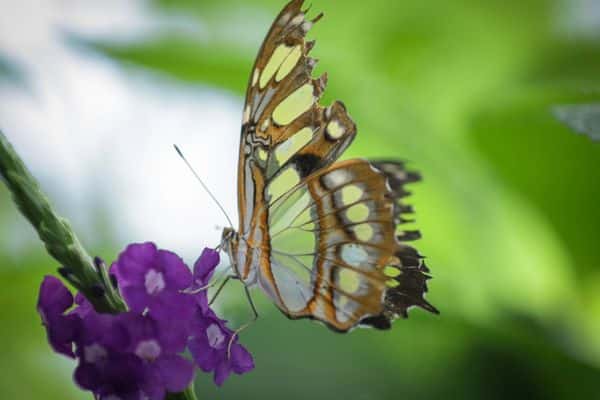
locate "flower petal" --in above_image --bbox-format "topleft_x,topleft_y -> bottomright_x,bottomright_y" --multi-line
188,335 -> 219,372
37,276 -> 73,318
214,359 -> 232,386
74,361 -> 99,391
71,292 -> 94,318
47,314 -> 79,358
155,355 -> 195,392
111,242 -> 158,284
230,343 -> 255,374
37,277 -> 78,358
119,286 -> 149,314
158,250 -> 192,290
155,315 -> 191,354
151,290 -> 195,322
192,248 -> 220,287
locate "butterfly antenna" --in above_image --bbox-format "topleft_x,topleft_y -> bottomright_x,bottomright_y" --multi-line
173,144 -> 234,229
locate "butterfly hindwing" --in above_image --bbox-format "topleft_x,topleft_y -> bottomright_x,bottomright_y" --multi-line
265,160 -> 437,331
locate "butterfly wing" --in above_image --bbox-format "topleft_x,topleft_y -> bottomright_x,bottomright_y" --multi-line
235,0 -> 355,277
266,159 -> 437,331
233,0 -> 436,331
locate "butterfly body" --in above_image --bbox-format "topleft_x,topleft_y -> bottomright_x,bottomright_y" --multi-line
222,0 -> 437,332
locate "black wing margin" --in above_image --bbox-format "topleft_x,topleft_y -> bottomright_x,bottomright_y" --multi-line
360,161 -> 438,330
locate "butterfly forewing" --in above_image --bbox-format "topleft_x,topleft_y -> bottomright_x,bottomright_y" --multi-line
232,0 -> 436,332
235,0 -> 355,276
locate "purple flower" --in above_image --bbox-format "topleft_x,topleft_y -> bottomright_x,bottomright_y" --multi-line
37,276 -> 79,358
37,244 -> 255,397
190,248 -> 220,312
75,352 -> 146,400
188,310 -> 254,386
73,310 -> 130,394
188,249 -> 253,385
119,313 -> 195,398
192,248 -> 220,288
111,243 -> 195,320
71,292 -> 94,318
74,312 -> 194,400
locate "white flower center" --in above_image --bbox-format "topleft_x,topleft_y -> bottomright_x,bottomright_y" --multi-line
135,339 -> 162,361
206,323 -> 225,349
84,343 -> 107,364
144,269 -> 165,295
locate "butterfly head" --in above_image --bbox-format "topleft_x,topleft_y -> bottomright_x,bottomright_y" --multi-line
220,227 -> 238,251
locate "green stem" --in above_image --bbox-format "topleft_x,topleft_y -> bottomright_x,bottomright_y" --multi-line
0,131 -> 126,313
0,131 -> 196,399
166,385 -> 198,400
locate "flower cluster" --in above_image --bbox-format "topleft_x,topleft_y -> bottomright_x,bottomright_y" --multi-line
37,243 -> 254,400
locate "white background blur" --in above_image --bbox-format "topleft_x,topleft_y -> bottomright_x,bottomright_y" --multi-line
0,0 -> 244,262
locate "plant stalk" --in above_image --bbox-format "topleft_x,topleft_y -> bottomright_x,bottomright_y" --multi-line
0,131 -> 196,400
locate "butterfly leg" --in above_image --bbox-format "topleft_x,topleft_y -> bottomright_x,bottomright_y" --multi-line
182,265 -> 232,294
227,283 -> 259,359
208,274 -> 238,306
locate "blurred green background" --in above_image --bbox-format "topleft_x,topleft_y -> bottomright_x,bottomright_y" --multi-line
1,0 -> 599,399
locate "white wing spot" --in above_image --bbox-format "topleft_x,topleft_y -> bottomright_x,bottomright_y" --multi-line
341,185 -> 363,204
260,118 -> 270,132
290,14 -> 305,26
260,45 -> 295,89
268,167 -> 301,203
353,223 -> 375,242
326,120 -> 346,139
243,105 -> 251,124
274,127 -> 313,166
324,169 -> 351,188
275,45 -> 302,82
346,203 -> 370,223
272,84 -> 315,126
341,244 -> 369,268
337,269 -> 362,294
279,12 -> 292,26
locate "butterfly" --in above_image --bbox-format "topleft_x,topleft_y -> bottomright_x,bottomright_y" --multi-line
219,0 -> 438,332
